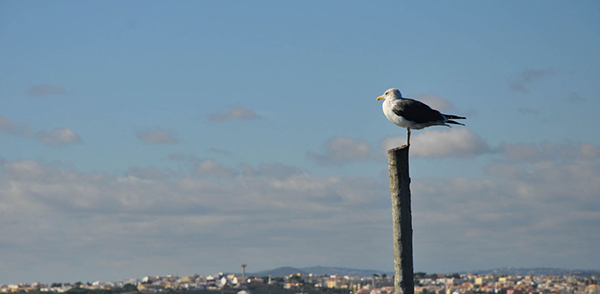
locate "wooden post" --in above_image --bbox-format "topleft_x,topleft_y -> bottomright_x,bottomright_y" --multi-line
387,145 -> 414,294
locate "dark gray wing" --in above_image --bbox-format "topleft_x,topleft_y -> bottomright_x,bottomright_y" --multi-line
391,98 -> 445,123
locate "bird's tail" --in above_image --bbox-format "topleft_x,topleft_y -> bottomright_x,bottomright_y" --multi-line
446,120 -> 465,126
444,114 -> 466,120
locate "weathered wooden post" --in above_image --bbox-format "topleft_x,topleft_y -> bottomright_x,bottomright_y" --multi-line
387,145 -> 414,294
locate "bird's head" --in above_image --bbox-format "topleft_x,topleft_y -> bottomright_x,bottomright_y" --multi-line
376,88 -> 402,101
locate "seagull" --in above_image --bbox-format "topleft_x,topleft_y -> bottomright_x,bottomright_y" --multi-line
376,88 -> 466,146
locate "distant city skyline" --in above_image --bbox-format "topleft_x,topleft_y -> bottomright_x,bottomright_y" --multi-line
3,265 -> 600,285
1,1 -> 599,285
2,265 -> 599,290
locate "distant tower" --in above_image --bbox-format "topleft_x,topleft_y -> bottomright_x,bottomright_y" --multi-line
241,264 -> 247,279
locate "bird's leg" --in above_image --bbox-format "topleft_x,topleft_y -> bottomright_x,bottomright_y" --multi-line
406,128 -> 411,146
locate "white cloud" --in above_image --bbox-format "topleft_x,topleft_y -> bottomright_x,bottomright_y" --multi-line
499,142 -> 542,161
381,128 -> 491,158
195,159 -> 237,178
564,92 -> 587,103
1,116 -> 83,147
0,114 -> 31,136
580,143 -> 600,158
499,141 -> 600,162
1,159 -> 48,181
509,69 -> 553,93
36,127 -> 82,146
306,137 -> 371,166
414,94 -> 456,113
27,84 -> 68,97
409,140 -> 600,271
1,139 -> 600,282
136,128 -> 178,144
0,158 -> 390,282
209,105 -> 261,121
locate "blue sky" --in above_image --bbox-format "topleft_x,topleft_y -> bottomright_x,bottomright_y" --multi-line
1,1 -> 599,284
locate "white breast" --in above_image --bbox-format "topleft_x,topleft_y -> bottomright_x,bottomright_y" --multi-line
383,99 -> 411,128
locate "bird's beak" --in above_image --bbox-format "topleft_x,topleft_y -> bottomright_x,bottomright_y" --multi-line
376,96 -> 384,101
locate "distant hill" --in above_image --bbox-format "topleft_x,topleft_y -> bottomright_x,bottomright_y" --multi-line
251,267 -> 309,277
249,266 -> 599,278
250,266 -> 391,278
302,266 -> 391,277
464,267 -> 600,277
